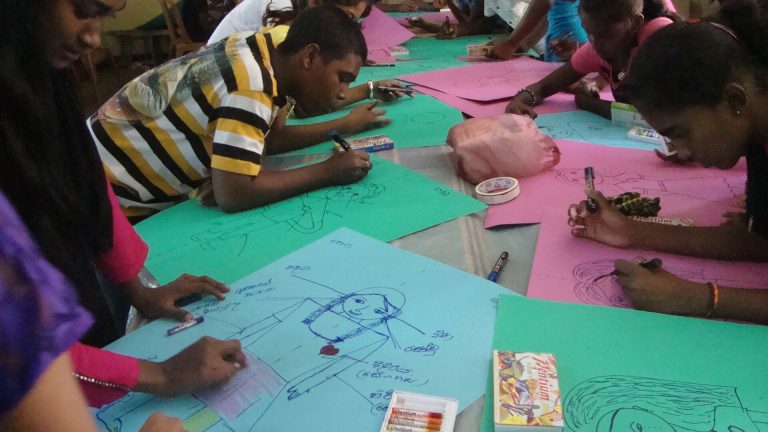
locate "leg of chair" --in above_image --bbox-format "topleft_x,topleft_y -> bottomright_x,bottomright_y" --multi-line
85,52 -> 101,102
107,48 -> 122,85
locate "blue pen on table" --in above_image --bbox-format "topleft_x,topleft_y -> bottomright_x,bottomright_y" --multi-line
329,130 -> 351,151
167,316 -> 204,336
585,167 -> 598,213
487,251 -> 509,282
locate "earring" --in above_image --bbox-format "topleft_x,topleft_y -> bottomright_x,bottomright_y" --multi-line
736,109 -> 742,116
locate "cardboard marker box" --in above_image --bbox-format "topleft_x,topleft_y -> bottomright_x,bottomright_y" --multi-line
493,351 -> 563,432
610,102 -> 653,129
467,42 -> 493,58
334,135 -> 395,153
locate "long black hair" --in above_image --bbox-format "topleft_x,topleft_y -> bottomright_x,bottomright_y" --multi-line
580,0 -> 680,23
625,0 -> 768,235
0,0 -> 118,345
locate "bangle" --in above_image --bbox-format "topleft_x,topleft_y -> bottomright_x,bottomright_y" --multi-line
368,81 -> 375,100
705,281 -> 720,318
515,87 -> 538,106
73,372 -> 132,392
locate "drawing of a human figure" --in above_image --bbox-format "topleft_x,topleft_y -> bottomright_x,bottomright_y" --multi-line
199,276 -> 421,429
189,182 -> 386,251
554,168 -> 744,205
564,376 -> 768,432
572,260 -> 767,308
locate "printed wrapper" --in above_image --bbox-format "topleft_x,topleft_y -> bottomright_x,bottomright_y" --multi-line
493,351 -> 563,431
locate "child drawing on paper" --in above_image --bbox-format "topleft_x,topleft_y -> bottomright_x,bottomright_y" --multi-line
564,376 -> 768,432
572,259 -> 768,308
566,0 -> 768,324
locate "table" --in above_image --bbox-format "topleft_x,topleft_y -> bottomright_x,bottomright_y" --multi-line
266,145 -> 539,432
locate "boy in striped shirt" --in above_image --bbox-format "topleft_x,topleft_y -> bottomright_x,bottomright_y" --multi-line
90,7 -> 376,220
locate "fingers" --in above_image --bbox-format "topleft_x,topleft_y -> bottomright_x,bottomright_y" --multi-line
585,189 -> 610,207
521,106 -> 538,119
167,306 -> 193,322
190,278 -> 229,301
220,339 -> 248,368
614,259 -> 645,277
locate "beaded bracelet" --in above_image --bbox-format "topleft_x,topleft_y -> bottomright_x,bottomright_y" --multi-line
705,281 -> 720,318
515,87 -> 538,106
73,372 -> 132,392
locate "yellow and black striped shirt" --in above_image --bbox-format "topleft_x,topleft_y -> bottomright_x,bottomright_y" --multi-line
88,32 -> 285,217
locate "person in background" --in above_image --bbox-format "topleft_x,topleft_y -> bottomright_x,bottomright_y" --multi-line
504,0 -> 678,119
491,0 -> 588,61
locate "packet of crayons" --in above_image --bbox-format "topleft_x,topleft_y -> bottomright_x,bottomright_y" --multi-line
380,391 -> 458,432
333,135 -> 395,153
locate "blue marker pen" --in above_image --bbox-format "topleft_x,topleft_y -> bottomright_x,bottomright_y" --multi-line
487,251 -> 509,282
167,316 -> 204,336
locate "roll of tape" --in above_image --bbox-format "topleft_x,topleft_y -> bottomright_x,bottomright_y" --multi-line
474,177 -> 520,205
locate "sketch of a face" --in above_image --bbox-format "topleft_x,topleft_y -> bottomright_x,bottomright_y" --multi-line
573,260 -> 632,308
555,167 -> 628,186
597,409 -> 675,432
305,287 -> 405,342
343,294 -> 397,320
564,376 -> 762,432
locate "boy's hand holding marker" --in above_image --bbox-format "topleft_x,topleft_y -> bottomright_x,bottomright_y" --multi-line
327,131 -> 373,184
373,79 -> 414,101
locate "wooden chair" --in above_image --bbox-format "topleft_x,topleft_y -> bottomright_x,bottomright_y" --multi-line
157,0 -> 205,58
79,47 -> 121,103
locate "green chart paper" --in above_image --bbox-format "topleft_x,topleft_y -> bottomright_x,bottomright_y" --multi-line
283,94 -> 463,156
136,156 -> 485,284
481,295 -> 768,432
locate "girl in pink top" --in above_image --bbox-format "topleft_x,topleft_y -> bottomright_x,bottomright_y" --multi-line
505,0 -> 678,119
71,181 -> 247,407
567,0 -> 768,324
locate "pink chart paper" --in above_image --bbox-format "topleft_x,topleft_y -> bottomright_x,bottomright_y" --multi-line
527,207 -> 768,309
484,140 -> 747,227
412,85 -> 582,118
362,7 -> 415,51
398,57 -> 562,101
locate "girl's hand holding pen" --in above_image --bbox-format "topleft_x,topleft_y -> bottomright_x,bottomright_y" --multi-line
613,259 -> 711,316
567,190 -> 638,248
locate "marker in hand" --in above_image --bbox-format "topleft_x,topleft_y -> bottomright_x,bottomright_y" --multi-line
377,86 -> 414,97
595,258 -> 662,282
329,130 -> 351,151
487,251 -> 509,282
584,167 -> 598,213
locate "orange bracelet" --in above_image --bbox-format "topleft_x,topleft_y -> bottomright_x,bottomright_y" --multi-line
706,281 -> 720,318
